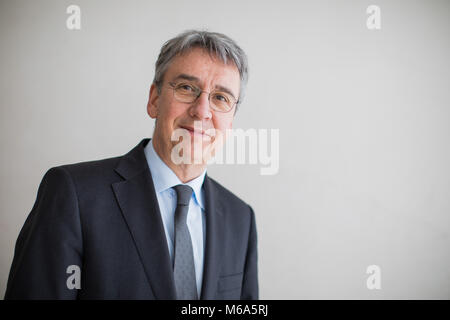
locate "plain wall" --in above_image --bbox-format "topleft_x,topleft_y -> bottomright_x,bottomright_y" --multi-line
1,0 -> 449,299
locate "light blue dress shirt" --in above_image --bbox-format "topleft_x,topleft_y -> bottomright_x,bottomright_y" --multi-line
143,140 -> 206,298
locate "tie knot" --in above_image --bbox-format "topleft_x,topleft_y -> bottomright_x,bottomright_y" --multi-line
173,184 -> 193,206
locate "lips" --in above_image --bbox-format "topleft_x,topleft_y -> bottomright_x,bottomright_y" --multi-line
180,125 -> 204,135
179,125 -> 213,138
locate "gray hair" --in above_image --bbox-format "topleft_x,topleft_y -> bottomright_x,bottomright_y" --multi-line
153,29 -> 249,110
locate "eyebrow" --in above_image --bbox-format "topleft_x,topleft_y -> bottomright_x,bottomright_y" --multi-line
171,73 -> 238,101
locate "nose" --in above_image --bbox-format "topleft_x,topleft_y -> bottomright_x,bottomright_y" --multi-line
189,91 -> 212,120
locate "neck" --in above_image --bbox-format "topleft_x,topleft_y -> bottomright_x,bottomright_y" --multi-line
152,138 -> 206,183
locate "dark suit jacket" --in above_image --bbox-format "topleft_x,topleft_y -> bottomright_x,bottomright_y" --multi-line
5,139 -> 258,299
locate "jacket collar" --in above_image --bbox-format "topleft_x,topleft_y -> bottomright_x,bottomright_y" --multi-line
143,139 -> 206,210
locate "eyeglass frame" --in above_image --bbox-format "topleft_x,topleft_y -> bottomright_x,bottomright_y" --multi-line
166,81 -> 239,113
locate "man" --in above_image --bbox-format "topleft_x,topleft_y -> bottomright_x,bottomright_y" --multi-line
5,30 -> 258,300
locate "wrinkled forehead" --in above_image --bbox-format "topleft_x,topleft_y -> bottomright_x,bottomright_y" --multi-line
163,48 -> 241,94
172,46 -> 238,72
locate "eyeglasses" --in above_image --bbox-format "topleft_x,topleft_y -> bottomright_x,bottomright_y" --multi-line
167,81 -> 238,113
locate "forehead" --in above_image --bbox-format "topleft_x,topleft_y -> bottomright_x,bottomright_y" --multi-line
163,48 -> 240,94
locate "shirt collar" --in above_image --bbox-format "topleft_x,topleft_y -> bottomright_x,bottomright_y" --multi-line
144,139 -> 206,210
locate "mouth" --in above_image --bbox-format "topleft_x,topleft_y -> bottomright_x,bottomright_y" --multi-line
179,125 -> 213,139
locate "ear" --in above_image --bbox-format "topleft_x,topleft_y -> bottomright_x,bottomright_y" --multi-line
147,83 -> 159,119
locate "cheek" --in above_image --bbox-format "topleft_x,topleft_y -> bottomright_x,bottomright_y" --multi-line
213,114 -> 234,132
158,100 -> 184,130
227,118 -> 233,129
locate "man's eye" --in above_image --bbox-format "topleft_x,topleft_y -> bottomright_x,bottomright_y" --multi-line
213,93 -> 229,102
178,84 -> 195,92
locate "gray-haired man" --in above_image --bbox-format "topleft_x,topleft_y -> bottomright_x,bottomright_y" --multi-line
5,30 -> 258,300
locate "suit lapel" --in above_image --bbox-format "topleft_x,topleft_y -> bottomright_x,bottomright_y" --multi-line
111,139 -> 226,300
200,175 -> 225,299
112,139 -> 176,299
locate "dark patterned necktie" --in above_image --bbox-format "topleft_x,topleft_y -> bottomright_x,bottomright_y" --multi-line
172,184 -> 198,300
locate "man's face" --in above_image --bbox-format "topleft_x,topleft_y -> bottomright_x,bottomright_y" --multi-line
147,47 -> 240,165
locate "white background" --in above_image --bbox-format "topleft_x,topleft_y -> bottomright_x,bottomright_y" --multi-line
1,0 -> 449,299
